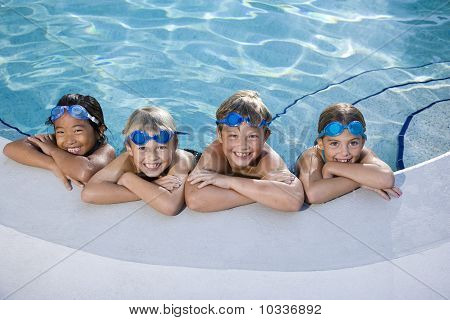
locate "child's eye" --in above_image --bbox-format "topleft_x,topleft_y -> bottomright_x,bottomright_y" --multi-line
157,145 -> 167,150
56,130 -> 64,134
249,134 -> 259,139
228,134 -> 238,139
138,146 -> 146,151
74,129 -> 83,133
329,141 -> 339,147
350,140 -> 360,147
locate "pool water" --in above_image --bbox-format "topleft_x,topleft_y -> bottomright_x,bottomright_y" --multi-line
0,0 -> 449,169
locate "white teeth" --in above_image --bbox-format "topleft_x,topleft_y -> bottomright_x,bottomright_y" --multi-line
235,152 -> 251,157
67,147 -> 81,154
337,159 -> 351,163
144,163 -> 160,169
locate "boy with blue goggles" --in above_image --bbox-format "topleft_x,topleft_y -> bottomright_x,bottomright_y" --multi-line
318,121 -> 367,140
128,129 -> 187,145
50,105 -> 99,124
216,112 -> 270,128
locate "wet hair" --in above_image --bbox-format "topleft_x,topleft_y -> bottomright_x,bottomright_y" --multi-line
317,103 -> 366,134
46,93 -> 107,145
122,106 -> 178,146
216,90 -> 272,131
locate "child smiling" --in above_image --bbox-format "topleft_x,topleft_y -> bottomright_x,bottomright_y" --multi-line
3,93 -> 115,190
296,103 -> 402,204
82,106 -> 198,216
185,90 -> 304,212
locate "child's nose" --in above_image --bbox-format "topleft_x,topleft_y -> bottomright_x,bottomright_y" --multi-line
145,149 -> 159,160
340,144 -> 350,155
64,133 -> 77,145
239,135 -> 249,147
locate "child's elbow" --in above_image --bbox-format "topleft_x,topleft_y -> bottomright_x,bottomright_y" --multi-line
185,189 -> 210,212
3,143 -> 12,158
379,170 -> 395,189
281,199 -> 303,212
157,204 -> 182,216
81,187 -> 97,204
185,192 -> 202,212
304,188 -> 323,205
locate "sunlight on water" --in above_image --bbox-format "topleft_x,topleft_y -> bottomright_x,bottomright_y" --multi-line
0,0 -> 449,169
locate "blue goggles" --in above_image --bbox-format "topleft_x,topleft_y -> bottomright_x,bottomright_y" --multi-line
216,112 -> 270,128
318,121 -> 367,140
128,129 -> 187,145
50,105 -> 99,124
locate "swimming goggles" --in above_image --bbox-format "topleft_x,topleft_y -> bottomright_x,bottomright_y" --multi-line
318,121 -> 367,140
128,129 -> 187,145
50,105 -> 99,124
216,112 -> 270,128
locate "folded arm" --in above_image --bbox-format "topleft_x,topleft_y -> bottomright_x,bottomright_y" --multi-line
82,153 -> 139,204
185,181 -> 254,212
3,138 -> 55,170
117,172 -> 187,216
298,150 -> 360,204
322,149 -> 394,189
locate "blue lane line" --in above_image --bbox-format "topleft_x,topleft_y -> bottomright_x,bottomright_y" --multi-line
271,60 -> 450,122
352,76 -> 450,105
396,98 -> 450,170
0,117 -> 30,137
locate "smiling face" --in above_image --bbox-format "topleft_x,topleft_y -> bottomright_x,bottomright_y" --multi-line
126,130 -> 177,178
218,123 -> 269,169
318,129 -> 365,163
53,113 -> 98,156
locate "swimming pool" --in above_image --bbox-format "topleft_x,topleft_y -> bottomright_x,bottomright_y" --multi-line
1,0 -> 449,169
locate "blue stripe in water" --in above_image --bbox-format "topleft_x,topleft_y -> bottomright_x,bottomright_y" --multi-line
271,60 -> 450,122
396,98 -> 450,170
352,76 -> 450,106
0,118 -> 30,137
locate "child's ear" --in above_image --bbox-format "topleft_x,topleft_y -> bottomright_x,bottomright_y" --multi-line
96,125 -> 106,140
263,128 -> 271,141
317,138 -> 324,150
216,127 -> 223,143
125,143 -> 133,157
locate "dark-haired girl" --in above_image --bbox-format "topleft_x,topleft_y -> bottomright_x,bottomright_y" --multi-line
3,93 -> 115,190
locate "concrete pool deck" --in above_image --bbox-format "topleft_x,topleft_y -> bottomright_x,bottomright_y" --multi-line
0,136 -> 449,299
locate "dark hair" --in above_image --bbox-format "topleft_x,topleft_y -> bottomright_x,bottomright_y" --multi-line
46,93 -> 107,145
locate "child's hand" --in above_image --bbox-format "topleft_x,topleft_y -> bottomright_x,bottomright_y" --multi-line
362,185 -> 402,200
262,169 -> 295,185
27,134 -> 58,156
187,169 -> 232,189
154,175 -> 183,192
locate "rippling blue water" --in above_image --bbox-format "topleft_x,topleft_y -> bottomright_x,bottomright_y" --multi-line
1,0 -> 449,168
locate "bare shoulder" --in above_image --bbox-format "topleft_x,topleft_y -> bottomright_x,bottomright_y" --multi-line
196,140 -> 227,172
298,147 -> 323,176
360,147 -> 390,168
257,144 -> 287,175
299,147 -> 320,164
89,143 -> 115,158
171,149 -> 196,174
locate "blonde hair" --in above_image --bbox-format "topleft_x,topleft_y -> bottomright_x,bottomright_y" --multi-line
318,103 -> 366,134
216,90 -> 272,130
123,106 -> 178,144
